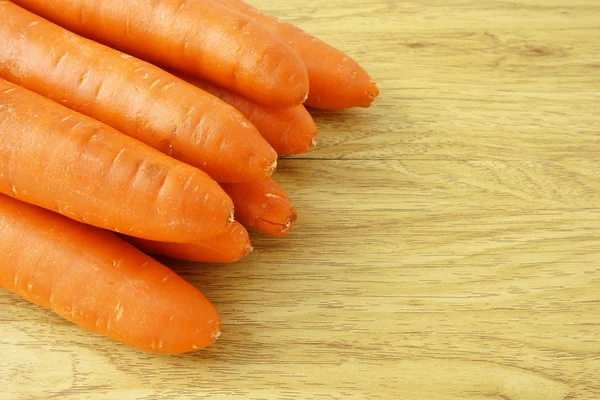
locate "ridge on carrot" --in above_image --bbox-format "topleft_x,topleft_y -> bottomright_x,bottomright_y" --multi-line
213,0 -> 379,109
0,79 -> 233,243
0,2 -> 277,183
0,194 -> 220,354
126,221 -> 253,264
184,75 -> 318,156
12,0 -> 309,108
221,178 -> 297,237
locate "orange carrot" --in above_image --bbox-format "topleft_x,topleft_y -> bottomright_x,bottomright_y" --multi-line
0,3 -> 277,183
184,75 -> 318,156
0,194 -> 220,353
12,0 -> 309,108
0,78 -> 233,242
221,178 -> 297,237
213,0 -> 379,109
126,221 -> 252,264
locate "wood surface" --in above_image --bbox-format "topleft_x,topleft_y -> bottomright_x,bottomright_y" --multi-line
2,0 -> 599,399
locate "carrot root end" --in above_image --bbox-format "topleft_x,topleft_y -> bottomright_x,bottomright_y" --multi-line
211,328 -> 221,343
367,80 -> 380,103
267,160 -> 278,175
281,210 -> 298,234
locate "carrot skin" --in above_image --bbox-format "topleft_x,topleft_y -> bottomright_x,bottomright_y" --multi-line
184,76 -> 318,156
213,0 -> 379,109
0,194 -> 220,353
126,221 -> 252,264
11,0 -> 309,108
0,2 -> 277,183
221,178 -> 297,237
0,79 -> 233,242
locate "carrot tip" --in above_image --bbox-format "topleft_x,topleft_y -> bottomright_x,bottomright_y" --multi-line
211,328 -> 221,343
246,244 -> 254,254
367,80 -> 380,102
228,209 -> 235,225
310,138 -> 318,149
267,160 -> 278,175
281,210 -> 298,234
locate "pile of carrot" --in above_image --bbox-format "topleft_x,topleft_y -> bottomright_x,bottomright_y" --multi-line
0,0 -> 378,354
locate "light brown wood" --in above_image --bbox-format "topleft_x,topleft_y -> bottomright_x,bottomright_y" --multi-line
2,0 -> 600,399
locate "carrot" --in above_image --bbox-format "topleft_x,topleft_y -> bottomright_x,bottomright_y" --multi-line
12,0 -> 309,108
221,178 -> 297,237
212,0 -> 379,109
126,221 -> 252,264
0,3 -> 277,183
184,75 -> 318,156
0,194 -> 220,353
0,79 -> 233,242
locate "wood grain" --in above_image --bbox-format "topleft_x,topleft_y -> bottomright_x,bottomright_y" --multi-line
1,0 -> 599,399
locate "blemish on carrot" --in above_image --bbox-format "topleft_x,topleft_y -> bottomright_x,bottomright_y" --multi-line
148,79 -> 161,92
0,87 -> 17,95
114,301 -> 123,321
161,82 -> 175,92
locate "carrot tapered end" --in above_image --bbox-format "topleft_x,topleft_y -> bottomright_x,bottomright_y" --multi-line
256,205 -> 297,237
366,80 -> 380,106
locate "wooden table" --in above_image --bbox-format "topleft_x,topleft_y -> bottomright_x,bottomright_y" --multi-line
2,1 -> 599,398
